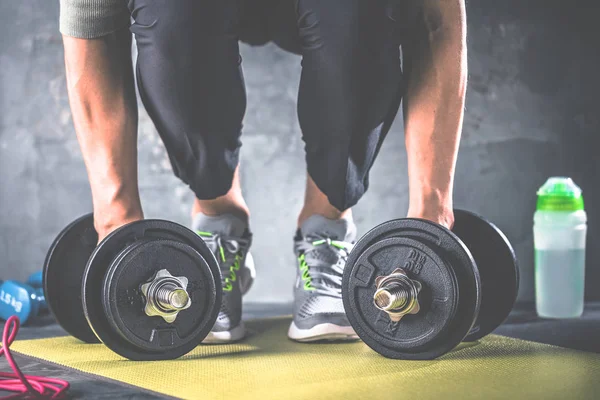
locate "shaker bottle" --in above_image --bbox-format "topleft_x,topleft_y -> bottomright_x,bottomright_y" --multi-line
534,177 -> 587,318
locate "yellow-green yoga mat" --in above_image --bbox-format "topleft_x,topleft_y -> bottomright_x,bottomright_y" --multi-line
10,317 -> 600,400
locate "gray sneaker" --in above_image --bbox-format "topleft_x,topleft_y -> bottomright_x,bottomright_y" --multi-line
192,213 -> 254,343
288,215 -> 359,342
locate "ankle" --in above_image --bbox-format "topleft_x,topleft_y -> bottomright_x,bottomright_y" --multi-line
297,207 -> 352,227
192,198 -> 250,223
300,174 -> 353,227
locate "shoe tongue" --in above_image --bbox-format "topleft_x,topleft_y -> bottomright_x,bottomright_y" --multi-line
192,213 -> 248,237
300,215 -> 356,242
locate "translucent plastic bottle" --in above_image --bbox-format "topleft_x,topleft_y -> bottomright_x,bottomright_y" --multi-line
534,177 -> 587,318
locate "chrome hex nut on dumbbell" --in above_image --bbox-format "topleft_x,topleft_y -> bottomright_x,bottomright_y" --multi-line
373,268 -> 421,322
140,269 -> 192,324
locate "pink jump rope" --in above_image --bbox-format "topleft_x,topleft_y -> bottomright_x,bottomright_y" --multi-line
0,316 -> 70,399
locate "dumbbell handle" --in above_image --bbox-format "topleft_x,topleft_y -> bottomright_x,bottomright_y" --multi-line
33,288 -> 46,309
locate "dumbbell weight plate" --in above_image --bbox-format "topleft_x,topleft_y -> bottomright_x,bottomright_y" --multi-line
343,219 -> 481,360
453,209 -> 519,342
43,214 -> 100,343
101,238 -> 219,359
82,220 -> 222,361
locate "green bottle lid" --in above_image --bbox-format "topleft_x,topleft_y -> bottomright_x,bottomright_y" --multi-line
536,177 -> 584,211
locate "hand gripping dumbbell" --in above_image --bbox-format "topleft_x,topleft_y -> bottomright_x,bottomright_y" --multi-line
0,280 -> 47,324
43,214 -> 222,361
342,209 -> 519,360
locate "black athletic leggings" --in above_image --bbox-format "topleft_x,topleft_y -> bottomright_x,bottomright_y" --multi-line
128,0 -> 416,210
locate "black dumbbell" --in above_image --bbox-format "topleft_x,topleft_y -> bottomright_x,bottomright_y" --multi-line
43,214 -> 222,361
342,209 -> 519,360
0,280 -> 47,324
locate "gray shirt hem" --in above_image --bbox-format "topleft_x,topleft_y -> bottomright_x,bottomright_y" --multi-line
59,0 -> 130,39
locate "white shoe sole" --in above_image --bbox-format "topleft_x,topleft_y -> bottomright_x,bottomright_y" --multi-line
288,321 -> 359,342
202,322 -> 246,344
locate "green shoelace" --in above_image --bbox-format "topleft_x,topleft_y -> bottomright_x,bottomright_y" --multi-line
197,231 -> 245,292
297,238 -> 352,293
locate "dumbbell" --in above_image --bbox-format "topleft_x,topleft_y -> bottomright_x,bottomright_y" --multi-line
26,271 -> 43,288
0,280 -> 47,324
342,209 -> 519,360
25,271 -> 50,318
43,214 -> 222,361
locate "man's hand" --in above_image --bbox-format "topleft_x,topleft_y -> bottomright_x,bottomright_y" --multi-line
402,0 -> 467,231
407,204 -> 455,230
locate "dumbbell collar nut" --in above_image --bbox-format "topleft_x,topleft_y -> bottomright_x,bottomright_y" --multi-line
374,268 -> 422,322
140,269 -> 191,323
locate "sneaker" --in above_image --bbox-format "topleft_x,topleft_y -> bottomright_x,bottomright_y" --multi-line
192,213 -> 253,343
288,215 -> 359,342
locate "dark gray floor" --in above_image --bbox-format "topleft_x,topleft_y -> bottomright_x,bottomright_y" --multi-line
1,302 -> 598,399
496,302 -> 600,353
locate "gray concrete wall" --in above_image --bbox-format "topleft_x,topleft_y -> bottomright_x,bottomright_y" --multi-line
0,0 -> 598,305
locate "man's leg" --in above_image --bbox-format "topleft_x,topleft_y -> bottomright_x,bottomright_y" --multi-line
127,0 -> 251,342
287,0 -> 404,341
63,27 -> 142,241
129,0 -> 247,206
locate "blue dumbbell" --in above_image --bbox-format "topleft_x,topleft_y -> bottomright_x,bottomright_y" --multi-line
25,272 -> 49,317
0,281 -> 47,324
26,271 -> 43,288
